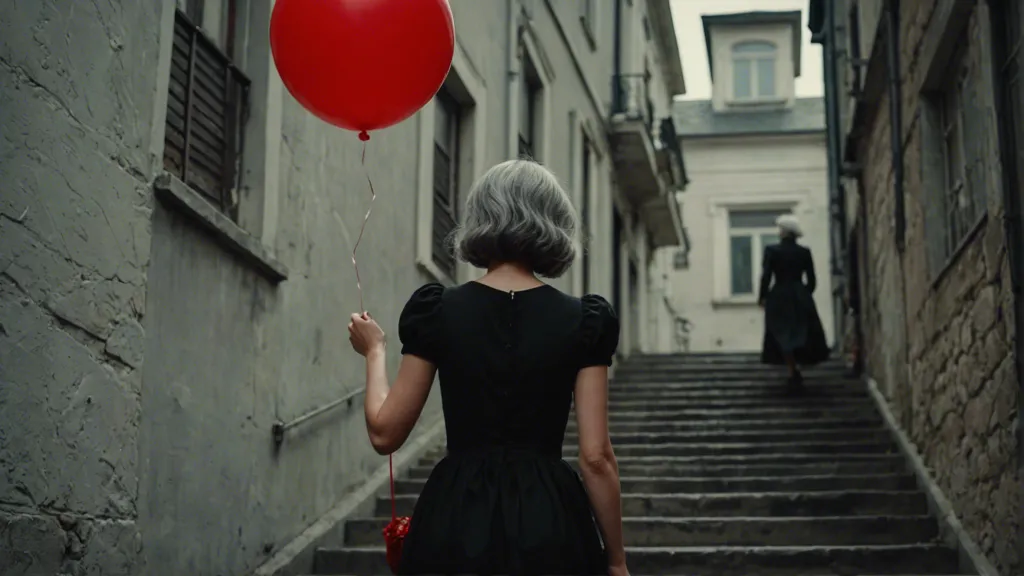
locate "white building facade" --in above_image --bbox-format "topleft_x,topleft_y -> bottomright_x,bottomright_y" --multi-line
1,1 -> 685,574
654,11 -> 834,354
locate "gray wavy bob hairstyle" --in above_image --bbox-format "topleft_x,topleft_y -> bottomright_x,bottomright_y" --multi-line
455,159 -> 579,278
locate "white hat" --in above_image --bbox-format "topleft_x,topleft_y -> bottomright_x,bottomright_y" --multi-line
776,214 -> 803,238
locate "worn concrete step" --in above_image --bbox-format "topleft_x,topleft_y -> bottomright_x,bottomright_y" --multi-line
562,428 -> 891,445
615,362 -> 848,373
408,459 -> 904,481
611,376 -> 858,388
607,386 -> 867,400
343,514 -> 938,547
566,416 -> 883,433
561,439 -> 896,458
376,489 -> 929,517
419,451 -> 908,470
317,543 -> 957,575
614,366 -> 847,381
392,473 -> 916,496
601,406 -> 880,420
605,397 -> 875,410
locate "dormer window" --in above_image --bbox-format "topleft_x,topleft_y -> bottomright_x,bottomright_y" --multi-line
732,41 -> 777,100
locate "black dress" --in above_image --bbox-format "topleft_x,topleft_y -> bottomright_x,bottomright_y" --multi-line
396,281 -> 619,576
758,237 -> 831,366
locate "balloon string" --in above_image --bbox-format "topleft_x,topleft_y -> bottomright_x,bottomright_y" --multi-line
353,131 -> 375,313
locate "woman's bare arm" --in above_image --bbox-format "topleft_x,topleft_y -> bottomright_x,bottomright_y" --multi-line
363,349 -> 436,454
574,365 -> 626,569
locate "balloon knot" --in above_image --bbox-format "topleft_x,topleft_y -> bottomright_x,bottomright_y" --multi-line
358,131 -> 370,142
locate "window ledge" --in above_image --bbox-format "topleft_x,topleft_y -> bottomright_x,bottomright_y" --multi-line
930,211 -> 988,291
712,296 -> 760,308
154,173 -> 288,284
727,98 -> 787,108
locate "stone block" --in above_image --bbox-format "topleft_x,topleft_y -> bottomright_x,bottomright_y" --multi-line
0,286 -> 139,517
0,511 -> 65,576
972,284 -> 998,334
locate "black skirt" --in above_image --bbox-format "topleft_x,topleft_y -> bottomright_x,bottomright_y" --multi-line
397,448 -> 607,575
761,282 -> 831,366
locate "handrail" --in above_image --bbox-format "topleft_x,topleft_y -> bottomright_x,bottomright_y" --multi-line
272,387 -> 365,447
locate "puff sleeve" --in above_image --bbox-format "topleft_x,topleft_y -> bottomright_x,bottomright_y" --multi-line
579,294 -> 621,368
398,283 -> 445,364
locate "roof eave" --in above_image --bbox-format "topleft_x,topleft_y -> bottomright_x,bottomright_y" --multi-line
649,0 -> 687,96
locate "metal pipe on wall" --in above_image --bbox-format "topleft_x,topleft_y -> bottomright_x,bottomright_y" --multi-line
885,0 -> 906,251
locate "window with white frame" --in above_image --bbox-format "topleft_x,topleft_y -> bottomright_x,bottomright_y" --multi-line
519,55 -> 542,159
581,0 -> 597,48
580,133 -> 594,293
732,41 -> 777,100
432,88 -> 462,280
728,209 -> 789,295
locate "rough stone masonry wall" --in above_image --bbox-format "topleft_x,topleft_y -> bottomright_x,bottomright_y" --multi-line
859,0 -> 1021,572
0,2 -> 161,574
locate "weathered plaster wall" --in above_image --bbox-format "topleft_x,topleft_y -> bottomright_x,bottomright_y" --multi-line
0,1 -> 160,574
857,1 -> 1020,572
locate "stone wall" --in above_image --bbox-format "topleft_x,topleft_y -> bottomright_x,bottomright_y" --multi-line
856,0 -> 1021,572
0,1 -> 160,574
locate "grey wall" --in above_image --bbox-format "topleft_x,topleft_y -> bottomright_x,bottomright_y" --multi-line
1,1 -> 160,574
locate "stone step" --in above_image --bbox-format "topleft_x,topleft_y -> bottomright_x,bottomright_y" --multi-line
606,385 -> 867,400
611,376 -> 856,387
391,473 -> 916,496
343,514 -> 938,547
562,428 -> 892,445
418,451 -> 909,470
316,544 -> 957,575
376,490 -> 929,517
614,366 -> 847,381
560,439 -> 896,458
605,396 -> 875,410
408,459 -> 905,480
565,416 -> 883,433
615,362 -> 848,373
602,406 -> 880,420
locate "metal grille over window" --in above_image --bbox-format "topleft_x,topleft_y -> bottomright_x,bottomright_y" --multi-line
164,9 -> 250,220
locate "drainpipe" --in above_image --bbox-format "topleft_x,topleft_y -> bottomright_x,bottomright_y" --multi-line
613,0 -> 622,112
885,0 -> 905,251
506,0 -> 521,159
817,0 -> 845,348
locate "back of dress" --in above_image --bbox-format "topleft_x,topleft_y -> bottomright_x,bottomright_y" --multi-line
394,281 -> 618,575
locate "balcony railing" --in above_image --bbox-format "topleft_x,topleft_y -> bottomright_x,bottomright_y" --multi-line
612,73 -> 655,136
658,117 -> 688,188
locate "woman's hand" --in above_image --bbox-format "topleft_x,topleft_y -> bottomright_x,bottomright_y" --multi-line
608,561 -> 629,576
348,312 -> 386,357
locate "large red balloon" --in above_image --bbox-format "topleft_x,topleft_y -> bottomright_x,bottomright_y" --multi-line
270,0 -> 455,134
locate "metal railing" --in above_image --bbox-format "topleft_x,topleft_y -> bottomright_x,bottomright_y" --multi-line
658,117 -> 688,188
272,387 -> 365,447
612,73 -> 655,135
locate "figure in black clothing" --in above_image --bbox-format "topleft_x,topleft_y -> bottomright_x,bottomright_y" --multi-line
757,214 -> 830,390
347,160 -> 628,576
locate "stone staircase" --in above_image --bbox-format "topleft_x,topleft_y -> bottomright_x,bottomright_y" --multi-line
311,353 -> 969,575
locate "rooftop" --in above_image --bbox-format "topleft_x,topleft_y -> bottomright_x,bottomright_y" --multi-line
672,97 -> 825,138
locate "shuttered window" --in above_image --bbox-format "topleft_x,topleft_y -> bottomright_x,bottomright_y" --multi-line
163,8 -> 250,221
432,89 -> 461,280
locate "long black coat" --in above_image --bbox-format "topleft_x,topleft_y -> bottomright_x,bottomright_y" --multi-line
758,237 -> 830,366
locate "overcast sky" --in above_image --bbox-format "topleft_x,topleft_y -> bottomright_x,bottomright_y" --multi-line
669,0 -> 824,100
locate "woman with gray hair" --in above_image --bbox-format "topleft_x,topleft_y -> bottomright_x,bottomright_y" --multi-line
758,214 -> 830,391
347,159 -> 627,576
